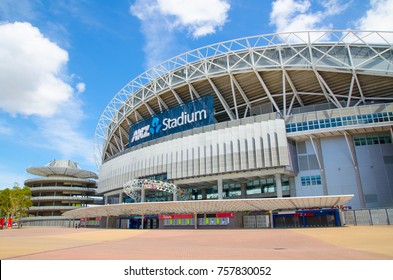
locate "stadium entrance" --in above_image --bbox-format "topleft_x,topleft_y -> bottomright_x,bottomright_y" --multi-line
273,209 -> 341,228
120,215 -> 159,229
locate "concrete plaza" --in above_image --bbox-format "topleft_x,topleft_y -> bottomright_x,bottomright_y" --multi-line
1,226 -> 392,260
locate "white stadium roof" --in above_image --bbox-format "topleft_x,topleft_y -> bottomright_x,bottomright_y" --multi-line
95,30 -> 393,165
27,159 -> 98,179
63,195 -> 353,218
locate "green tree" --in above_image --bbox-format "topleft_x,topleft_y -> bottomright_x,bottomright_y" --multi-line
0,186 -> 32,226
12,186 -> 32,222
0,188 -> 13,218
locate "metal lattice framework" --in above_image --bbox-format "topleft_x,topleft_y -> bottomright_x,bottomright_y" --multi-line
123,179 -> 191,202
95,30 -> 393,165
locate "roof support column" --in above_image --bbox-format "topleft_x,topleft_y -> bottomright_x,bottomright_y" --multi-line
141,187 -> 146,203
229,74 -> 239,119
207,77 -> 235,121
173,186 -> 178,201
275,174 -> 282,198
254,70 -> 281,114
217,178 -> 223,200
309,136 -> 328,196
201,188 -> 207,200
344,133 -> 366,208
230,74 -> 252,118
241,183 -> 247,199
194,213 -> 198,229
269,210 -> 274,229
289,177 -> 296,197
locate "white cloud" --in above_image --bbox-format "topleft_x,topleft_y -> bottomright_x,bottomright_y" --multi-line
0,22 -> 72,117
130,0 -> 231,68
0,22 -> 94,167
29,90 -> 95,166
356,0 -> 393,31
157,0 -> 230,38
270,0 -> 349,33
76,82 -> 86,93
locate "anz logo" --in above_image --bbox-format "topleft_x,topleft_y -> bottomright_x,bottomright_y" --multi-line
130,117 -> 162,143
149,117 -> 162,135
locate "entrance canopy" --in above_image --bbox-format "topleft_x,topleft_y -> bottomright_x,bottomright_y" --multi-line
63,195 -> 353,219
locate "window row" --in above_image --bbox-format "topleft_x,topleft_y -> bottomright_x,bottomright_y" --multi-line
286,112 -> 393,133
354,134 -> 392,146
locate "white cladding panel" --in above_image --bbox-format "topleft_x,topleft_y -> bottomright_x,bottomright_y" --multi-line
98,119 -> 289,193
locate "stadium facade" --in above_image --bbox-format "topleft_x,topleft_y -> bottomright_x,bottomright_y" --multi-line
67,30 -> 393,229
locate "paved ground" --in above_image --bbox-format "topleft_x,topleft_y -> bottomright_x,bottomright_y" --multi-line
1,226 -> 392,260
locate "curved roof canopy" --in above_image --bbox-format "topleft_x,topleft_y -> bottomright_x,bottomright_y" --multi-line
63,195 -> 353,218
27,159 -> 98,179
95,30 -> 393,165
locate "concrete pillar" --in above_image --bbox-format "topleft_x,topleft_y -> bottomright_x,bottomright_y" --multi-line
217,178 -> 223,200
269,210 -> 274,228
104,196 -> 108,205
289,177 -> 296,197
241,183 -> 247,198
194,213 -> 198,229
141,187 -> 145,203
173,186 -> 178,201
275,174 -> 282,198
201,188 -> 207,200
141,214 -> 144,230
106,216 -> 109,229
119,192 -> 123,204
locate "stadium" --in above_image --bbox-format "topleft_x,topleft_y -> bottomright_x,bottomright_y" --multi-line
64,30 -> 393,229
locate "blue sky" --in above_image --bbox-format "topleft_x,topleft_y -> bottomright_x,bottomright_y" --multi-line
0,0 -> 392,189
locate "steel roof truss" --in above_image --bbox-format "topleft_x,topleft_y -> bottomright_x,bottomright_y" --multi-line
112,132 -> 123,152
230,74 -> 251,115
283,69 -> 304,107
188,82 -> 200,100
170,88 -> 184,105
207,77 -> 236,120
254,70 -> 281,114
355,47 -> 393,69
230,74 -> 239,119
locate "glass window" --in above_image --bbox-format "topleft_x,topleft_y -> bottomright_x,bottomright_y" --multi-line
301,175 -> 321,186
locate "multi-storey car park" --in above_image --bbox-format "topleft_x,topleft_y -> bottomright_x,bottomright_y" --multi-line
22,160 -> 101,227
64,30 -> 393,229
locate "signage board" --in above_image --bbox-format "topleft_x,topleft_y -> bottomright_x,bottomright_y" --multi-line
129,96 -> 214,147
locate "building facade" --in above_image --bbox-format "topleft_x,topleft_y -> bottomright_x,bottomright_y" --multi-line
23,160 -> 101,227
91,31 -> 393,228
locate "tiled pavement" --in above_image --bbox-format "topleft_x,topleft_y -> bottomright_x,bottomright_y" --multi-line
1,226 -> 392,260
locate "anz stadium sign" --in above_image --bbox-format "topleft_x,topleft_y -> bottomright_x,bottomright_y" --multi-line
128,96 -> 214,147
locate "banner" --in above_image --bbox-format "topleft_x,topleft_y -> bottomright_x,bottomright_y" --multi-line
129,96 -> 215,147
